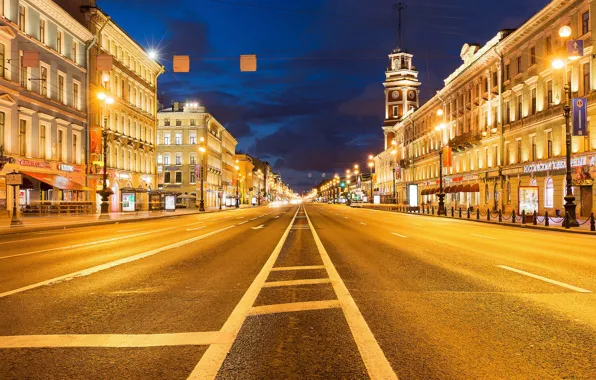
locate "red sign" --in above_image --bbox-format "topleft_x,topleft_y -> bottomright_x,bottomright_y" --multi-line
17,159 -> 51,169
443,147 -> 452,168
90,126 -> 102,154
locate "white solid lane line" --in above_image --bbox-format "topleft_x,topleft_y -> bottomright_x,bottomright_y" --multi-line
0,332 -> 228,348
0,227 -> 178,260
497,265 -> 592,293
305,208 -> 397,380
392,232 -> 407,238
188,207 -> 300,379
0,212 -> 277,299
0,225 -> 236,299
186,226 -> 207,231
470,234 -> 497,240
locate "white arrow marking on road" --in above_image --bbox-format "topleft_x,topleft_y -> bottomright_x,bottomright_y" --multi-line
251,225 -> 265,230
360,222 -> 367,225
392,232 -> 407,238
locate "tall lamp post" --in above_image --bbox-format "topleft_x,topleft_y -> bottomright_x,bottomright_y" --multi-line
198,136 -> 206,211
257,169 -> 262,206
552,25 -> 580,227
235,161 -> 241,208
97,84 -> 115,218
353,164 -> 360,201
367,154 -> 374,202
434,120 -> 447,216
345,169 -> 351,202
391,140 -> 398,204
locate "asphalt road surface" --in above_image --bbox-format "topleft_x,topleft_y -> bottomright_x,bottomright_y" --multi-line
0,203 -> 595,379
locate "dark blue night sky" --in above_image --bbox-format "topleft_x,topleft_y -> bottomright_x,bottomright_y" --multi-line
99,0 -> 548,192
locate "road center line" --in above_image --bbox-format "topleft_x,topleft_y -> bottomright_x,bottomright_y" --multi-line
305,208 -> 397,379
248,300 -> 340,316
270,265 -> 325,271
188,206 -> 299,379
0,227 -> 178,260
392,232 -> 407,238
471,234 -> 497,240
262,278 -> 331,288
497,265 -> 592,293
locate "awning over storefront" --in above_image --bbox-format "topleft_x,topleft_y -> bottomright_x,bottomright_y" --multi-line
23,172 -> 90,191
421,189 -> 429,195
455,184 -> 464,193
444,185 -> 455,193
470,183 -> 480,192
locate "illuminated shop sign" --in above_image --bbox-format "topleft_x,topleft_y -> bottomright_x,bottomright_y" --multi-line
59,164 -> 75,172
523,157 -> 586,173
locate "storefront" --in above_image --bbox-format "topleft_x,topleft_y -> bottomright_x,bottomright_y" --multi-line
1,158 -> 92,215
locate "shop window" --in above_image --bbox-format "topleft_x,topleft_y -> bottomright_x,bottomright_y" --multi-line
545,178 -> 554,208
485,183 -> 490,203
164,172 -> 171,183
507,182 -> 511,205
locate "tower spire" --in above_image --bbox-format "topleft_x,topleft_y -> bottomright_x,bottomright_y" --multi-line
395,2 -> 407,51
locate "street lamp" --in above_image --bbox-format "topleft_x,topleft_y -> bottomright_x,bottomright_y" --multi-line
551,25 -> 580,227
198,136 -> 206,211
235,162 -> 240,208
367,155 -> 374,202
97,86 -> 115,218
257,169 -> 262,206
434,122 -> 447,216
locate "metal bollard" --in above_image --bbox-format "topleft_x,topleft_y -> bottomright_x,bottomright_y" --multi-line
545,211 -> 549,227
487,209 -> 491,221
512,210 -> 516,223
432,206 -> 435,215
565,212 -> 570,229
498,210 -> 502,222
476,209 -> 480,220
467,208 -> 470,219
459,208 -> 462,218
522,210 -> 526,225
533,211 -> 537,225
451,207 -> 454,217
591,213 -> 595,232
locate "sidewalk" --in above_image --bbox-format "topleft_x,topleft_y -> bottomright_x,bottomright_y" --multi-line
358,203 -> 596,235
0,204 -> 256,235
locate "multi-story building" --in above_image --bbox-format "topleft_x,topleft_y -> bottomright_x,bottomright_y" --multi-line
376,0 -> 596,218
234,153 -> 269,205
157,102 -> 238,208
0,0 -> 93,216
56,0 -> 164,212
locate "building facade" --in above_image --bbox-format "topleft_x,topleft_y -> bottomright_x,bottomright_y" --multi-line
55,0 -> 164,212
0,0 -> 93,217
157,102 -> 238,209
376,0 -> 596,218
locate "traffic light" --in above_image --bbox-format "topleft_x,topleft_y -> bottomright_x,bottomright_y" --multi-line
340,182 -> 346,188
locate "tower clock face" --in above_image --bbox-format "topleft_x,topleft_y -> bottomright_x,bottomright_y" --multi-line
407,90 -> 416,100
391,91 -> 400,100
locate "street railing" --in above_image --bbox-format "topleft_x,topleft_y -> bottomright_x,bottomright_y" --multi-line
360,203 -> 596,232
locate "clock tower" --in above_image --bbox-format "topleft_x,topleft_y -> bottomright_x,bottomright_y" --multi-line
382,2 -> 420,134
